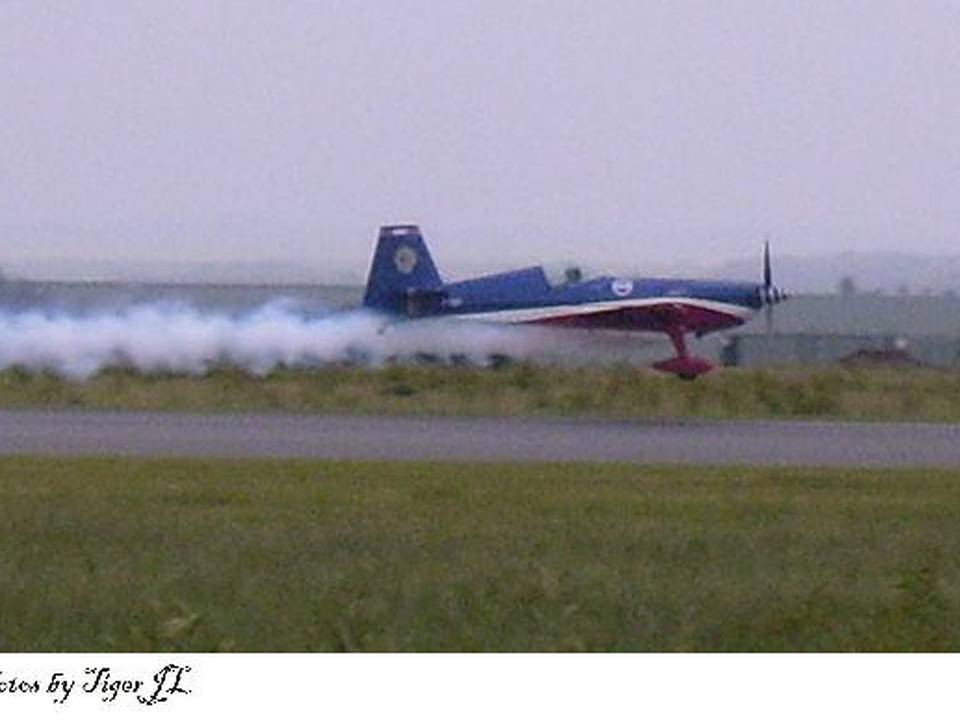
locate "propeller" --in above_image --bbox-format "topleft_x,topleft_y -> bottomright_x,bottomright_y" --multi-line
763,239 -> 773,337
763,239 -> 772,288
761,238 -> 787,337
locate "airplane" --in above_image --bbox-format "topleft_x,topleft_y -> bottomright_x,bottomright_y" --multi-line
362,224 -> 787,379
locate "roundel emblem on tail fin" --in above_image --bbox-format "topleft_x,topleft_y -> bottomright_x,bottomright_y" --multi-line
394,245 -> 418,274
611,279 -> 634,297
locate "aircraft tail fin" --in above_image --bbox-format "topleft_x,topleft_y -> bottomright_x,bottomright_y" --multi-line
362,225 -> 443,314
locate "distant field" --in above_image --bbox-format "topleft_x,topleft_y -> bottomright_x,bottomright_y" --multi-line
1,457 -> 958,651
2,363 -> 960,421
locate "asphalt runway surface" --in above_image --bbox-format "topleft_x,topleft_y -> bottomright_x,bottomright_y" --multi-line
2,410 -> 960,467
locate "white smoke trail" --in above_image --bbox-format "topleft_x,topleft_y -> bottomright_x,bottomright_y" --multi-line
0,300 -> 561,379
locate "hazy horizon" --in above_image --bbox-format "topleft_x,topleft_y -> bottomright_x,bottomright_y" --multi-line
7,238 -> 960,296
2,2 -> 958,273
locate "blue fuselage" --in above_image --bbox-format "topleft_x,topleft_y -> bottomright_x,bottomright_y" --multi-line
412,266 -> 765,336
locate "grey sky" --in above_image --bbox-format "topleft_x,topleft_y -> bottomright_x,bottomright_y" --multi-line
2,1 -> 959,276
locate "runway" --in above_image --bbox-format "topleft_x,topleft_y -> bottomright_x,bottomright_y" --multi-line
2,410 -> 959,467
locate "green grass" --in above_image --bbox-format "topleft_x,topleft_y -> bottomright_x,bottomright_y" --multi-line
3,363 -> 960,421
1,457 -> 959,651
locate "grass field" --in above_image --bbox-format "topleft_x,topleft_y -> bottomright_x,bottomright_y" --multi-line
3,363 -> 960,421
1,457 -> 958,652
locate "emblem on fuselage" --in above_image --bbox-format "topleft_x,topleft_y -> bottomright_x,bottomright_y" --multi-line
394,245 -> 418,274
611,279 -> 634,297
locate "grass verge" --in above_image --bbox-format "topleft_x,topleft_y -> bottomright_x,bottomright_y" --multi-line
3,363 -> 960,421
1,457 -> 958,651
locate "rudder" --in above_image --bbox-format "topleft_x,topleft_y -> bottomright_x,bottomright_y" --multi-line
362,225 -> 443,314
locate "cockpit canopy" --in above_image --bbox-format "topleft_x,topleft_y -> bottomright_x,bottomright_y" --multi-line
541,263 -> 603,288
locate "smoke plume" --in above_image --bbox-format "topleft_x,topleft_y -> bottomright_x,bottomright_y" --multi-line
0,300 -> 560,379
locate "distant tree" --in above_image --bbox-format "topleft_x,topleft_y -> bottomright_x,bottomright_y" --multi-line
837,276 -> 857,296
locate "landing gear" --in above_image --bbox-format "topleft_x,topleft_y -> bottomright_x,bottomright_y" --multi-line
652,325 -> 714,380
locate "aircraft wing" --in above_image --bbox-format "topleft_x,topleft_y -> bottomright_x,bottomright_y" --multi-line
530,299 -> 748,336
